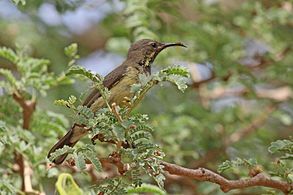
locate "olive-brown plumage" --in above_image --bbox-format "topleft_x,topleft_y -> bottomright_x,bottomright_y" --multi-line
48,39 -> 186,164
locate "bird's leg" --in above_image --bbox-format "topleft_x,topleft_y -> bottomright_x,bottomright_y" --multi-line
122,96 -> 132,108
111,103 -> 123,123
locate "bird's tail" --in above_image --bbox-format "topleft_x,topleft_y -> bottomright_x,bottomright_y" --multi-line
47,127 -> 78,164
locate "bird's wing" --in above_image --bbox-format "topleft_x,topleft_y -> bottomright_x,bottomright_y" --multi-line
82,65 -> 127,107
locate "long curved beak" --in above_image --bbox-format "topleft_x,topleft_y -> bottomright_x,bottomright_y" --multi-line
158,42 -> 187,52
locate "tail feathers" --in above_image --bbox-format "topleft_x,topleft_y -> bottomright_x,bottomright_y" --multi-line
48,128 -> 77,164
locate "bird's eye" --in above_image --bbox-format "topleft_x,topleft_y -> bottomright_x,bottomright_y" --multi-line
151,42 -> 157,48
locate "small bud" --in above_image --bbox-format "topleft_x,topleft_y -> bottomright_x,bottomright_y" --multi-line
129,124 -> 136,129
249,165 -> 263,177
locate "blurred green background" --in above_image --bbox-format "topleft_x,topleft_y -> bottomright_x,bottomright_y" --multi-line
0,0 -> 292,194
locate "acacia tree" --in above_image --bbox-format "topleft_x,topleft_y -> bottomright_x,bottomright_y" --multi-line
0,0 -> 293,194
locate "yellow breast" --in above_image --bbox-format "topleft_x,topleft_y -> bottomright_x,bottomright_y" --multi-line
90,66 -> 140,112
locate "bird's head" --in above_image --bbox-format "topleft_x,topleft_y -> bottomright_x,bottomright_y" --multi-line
127,39 -> 186,67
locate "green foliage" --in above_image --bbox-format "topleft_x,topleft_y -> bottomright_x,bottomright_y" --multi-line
84,149 -> 102,171
123,0 -> 158,40
64,43 -> 80,67
48,146 -> 75,162
66,65 -> 110,105
0,179 -> 17,194
269,139 -> 293,160
55,95 -> 77,109
218,158 -> 257,173
11,0 -> 26,6
93,178 -> 127,195
1,0 -> 293,194
50,63 -> 189,192
131,66 -> 189,110
0,46 -> 71,96
270,160 -> 293,183
127,183 -> 166,195
0,45 -> 71,193
268,140 -> 293,183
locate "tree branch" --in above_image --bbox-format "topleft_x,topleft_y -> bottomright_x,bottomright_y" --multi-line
12,91 -> 36,129
12,91 -> 39,194
59,156 -> 293,194
162,161 -> 293,194
202,86 -> 292,102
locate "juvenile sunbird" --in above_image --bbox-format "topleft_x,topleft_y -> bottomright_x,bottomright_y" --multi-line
48,39 -> 186,164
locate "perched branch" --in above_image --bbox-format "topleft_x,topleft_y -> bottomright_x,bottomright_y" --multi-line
60,156 -> 293,194
162,161 -> 293,194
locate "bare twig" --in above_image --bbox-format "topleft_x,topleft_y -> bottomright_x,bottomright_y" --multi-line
162,161 -> 293,194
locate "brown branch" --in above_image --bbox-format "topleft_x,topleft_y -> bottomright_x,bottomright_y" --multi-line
162,161 -> 293,194
59,152 -> 129,177
101,152 -> 129,175
202,86 -> 292,101
12,91 -> 39,194
12,91 -> 36,129
57,155 -> 293,194
164,172 -> 198,193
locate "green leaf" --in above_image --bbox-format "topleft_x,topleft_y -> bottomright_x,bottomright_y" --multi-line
74,152 -> 86,171
127,183 -> 166,195
218,158 -> 257,173
153,173 -> 165,188
68,95 -> 77,105
64,43 -> 78,58
54,95 -> 77,109
0,69 -> 18,91
77,105 -> 94,119
0,47 -> 18,63
48,145 -> 74,162
54,99 -> 70,107
0,179 -> 17,194
268,140 -> 293,154
84,151 -> 102,171
12,0 -> 26,6
66,65 -> 103,83
161,66 -> 190,77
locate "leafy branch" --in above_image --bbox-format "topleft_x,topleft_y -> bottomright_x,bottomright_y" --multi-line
50,62 -> 293,194
49,64 -> 189,192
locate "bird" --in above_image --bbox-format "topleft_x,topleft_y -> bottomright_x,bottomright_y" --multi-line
48,39 -> 186,164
